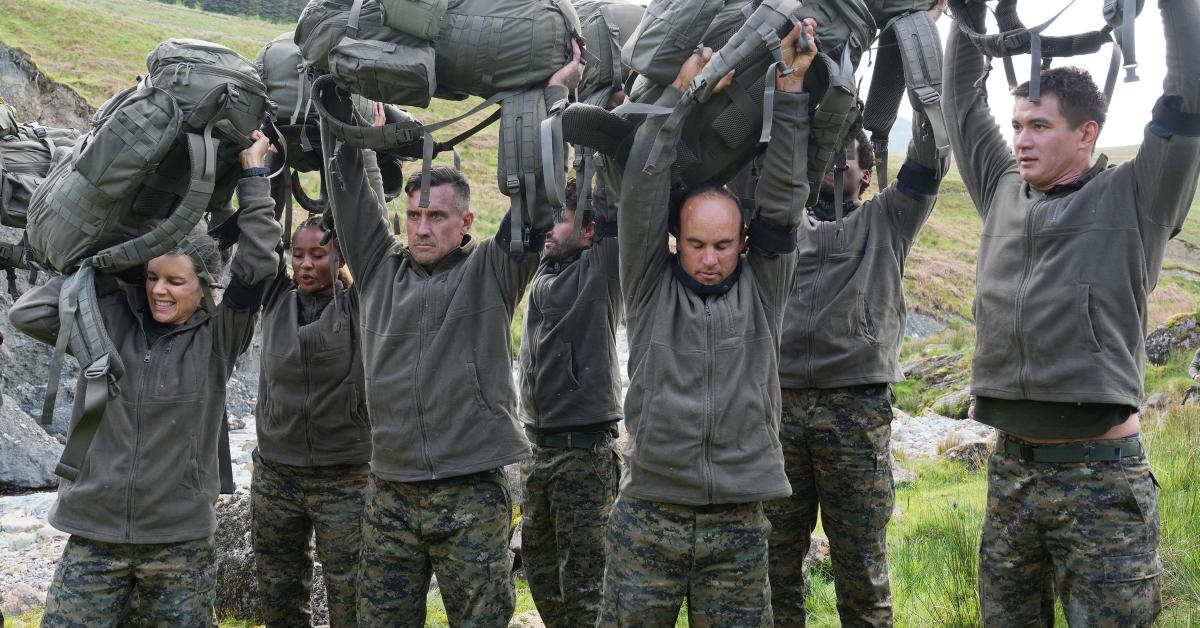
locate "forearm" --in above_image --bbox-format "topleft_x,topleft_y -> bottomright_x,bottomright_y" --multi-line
750,91 -> 811,253
1162,0 -> 1200,115
9,275 -> 66,346
618,86 -> 683,302
227,177 -> 282,286
323,122 -> 396,283
943,12 -> 1014,214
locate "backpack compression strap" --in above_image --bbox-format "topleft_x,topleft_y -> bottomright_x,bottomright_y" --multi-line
90,132 -> 217,272
947,0 -> 1138,106
500,89 -> 548,254
863,10 -> 949,187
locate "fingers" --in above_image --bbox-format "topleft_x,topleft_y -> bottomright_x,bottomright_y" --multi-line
372,102 -> 386,127
713,69 -> 736,94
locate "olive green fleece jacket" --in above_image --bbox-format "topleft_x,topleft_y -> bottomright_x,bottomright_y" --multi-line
779,107 -> 946,389
518,164 -> 624,431
255,274 -> 370,467
619,86 -> 810,506
10,177 -> 280,543
322,117 -> 546,482
945,0 -> 1200,412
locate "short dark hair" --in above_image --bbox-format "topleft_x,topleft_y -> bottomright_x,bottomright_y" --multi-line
294,214 -> 341,257
403,165 -> 471,214
559,177 -> 596,226
851,129 -> 874,196
669,183 -> 742,236
1012,66 -> 1106,130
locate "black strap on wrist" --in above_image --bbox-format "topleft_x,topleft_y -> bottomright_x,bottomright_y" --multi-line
241,166 -> 271,178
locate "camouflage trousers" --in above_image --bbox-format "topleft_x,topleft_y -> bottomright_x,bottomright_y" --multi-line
250,452 -> 369,628
980,434 -> 1162,627
764,385 -> 894,628
597,495 -> 772,627
41,535 -> 216,628
357,469 -> 514,627
519,439 -> 620,628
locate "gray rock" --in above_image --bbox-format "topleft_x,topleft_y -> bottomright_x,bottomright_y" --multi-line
901,352 -> 968,388
803,534 -> 831,572
1,580 -> 44,617
1145,313 -> 1200,366
892,466 -> 917,487
0,394 -> 62,489
1144,392 -> 1168,410
928,389 -> 972,420
0,45 -> 93,131
943,440 -> 993,472
213,492 -> 329,624
505,463 -> 523,505
905,312 -> 948,339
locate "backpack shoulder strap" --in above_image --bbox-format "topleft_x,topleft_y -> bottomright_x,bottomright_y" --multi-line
89,132 -> 215,272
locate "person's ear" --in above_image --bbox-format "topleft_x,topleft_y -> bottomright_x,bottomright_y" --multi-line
740,226 -> 749,253
1079,120 -> 1100,152
461,210 -> 475,233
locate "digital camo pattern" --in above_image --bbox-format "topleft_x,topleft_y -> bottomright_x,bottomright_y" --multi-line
250,454 -> 369,628
598,496 -> 772,627
41,535 -> 217,628
764,385 -> 895,627
979,444 -> 1162,627
356,470 -> 515,627
519,440 -> 620,628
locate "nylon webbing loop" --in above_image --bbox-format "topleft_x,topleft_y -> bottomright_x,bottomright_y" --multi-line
91,132 -> 215,272
54,353 -> 111,482
41,272 -> 80,426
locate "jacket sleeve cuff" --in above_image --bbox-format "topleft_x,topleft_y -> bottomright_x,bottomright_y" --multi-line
494,212 -> 546,261
545,84 -> 570,106
747,215 -> 796,257
596,216 -> 618,239
896,159 -> 940,199
1151,95 -> 1200,138
222,275 -> 264,312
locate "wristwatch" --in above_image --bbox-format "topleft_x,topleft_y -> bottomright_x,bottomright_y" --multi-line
241,166 -> 271,178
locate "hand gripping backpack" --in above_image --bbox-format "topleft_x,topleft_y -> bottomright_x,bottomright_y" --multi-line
559,0 -> 877,213
24,40 -> 268,486
256,31 -> 413,246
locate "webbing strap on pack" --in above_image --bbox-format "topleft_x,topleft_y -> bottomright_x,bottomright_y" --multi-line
41,275 -> 81,427
90,132 -> 216,272
893,10 -> 950,177
541,99 -> 568,210
54,353 -> 112,482
573,148 -> 597,240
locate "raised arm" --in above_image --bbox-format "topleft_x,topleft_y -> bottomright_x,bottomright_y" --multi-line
943,3 -> 1017,217
747,19 -> 816,309
9,275 -> 67,346
321,102 -> 398,286
1132,0 -> 1200,232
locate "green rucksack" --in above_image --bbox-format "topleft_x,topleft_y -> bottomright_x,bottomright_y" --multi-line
28,39 -> 268,274
575,0 -> 645,107
256,31 -> 411,243
27,40 -> 268,489
560,0 -> 877,210
296,0 -> 581,104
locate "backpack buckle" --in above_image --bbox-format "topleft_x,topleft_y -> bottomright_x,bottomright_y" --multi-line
84,354 -> 111,380
912,85 -> 941,107
91,251 -> 115,270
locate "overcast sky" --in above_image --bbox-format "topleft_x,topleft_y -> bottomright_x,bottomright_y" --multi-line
861,2 -> 1166,148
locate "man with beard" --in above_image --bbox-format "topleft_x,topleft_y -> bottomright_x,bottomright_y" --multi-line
517,173 -> 623,627
765,92 -> 949,625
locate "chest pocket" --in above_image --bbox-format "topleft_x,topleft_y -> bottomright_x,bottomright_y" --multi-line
1033,198 -> 1097,236
149,335 -> 211,399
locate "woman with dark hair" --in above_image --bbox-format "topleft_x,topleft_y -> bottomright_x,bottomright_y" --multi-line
251,213 -> 369,627
10,131 -> 281,627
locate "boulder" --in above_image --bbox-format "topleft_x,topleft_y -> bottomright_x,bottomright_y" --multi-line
901,352 -> 968,388
943,440 -> 993,472
1145,313 -> 1200,366
213,492 -> 329,624
0,45 -> 93,131
0,393 -> 62,489
928,389 -> 972,420
892,466 -> 917,487
803,534 -> 831,572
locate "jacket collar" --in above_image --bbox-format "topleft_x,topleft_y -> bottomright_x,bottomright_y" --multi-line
1038,154 -> 1111,197
540,250 -> 584,275
808,200 -> 862,222
402,234 -> 476,275
670,255 -> 742,298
